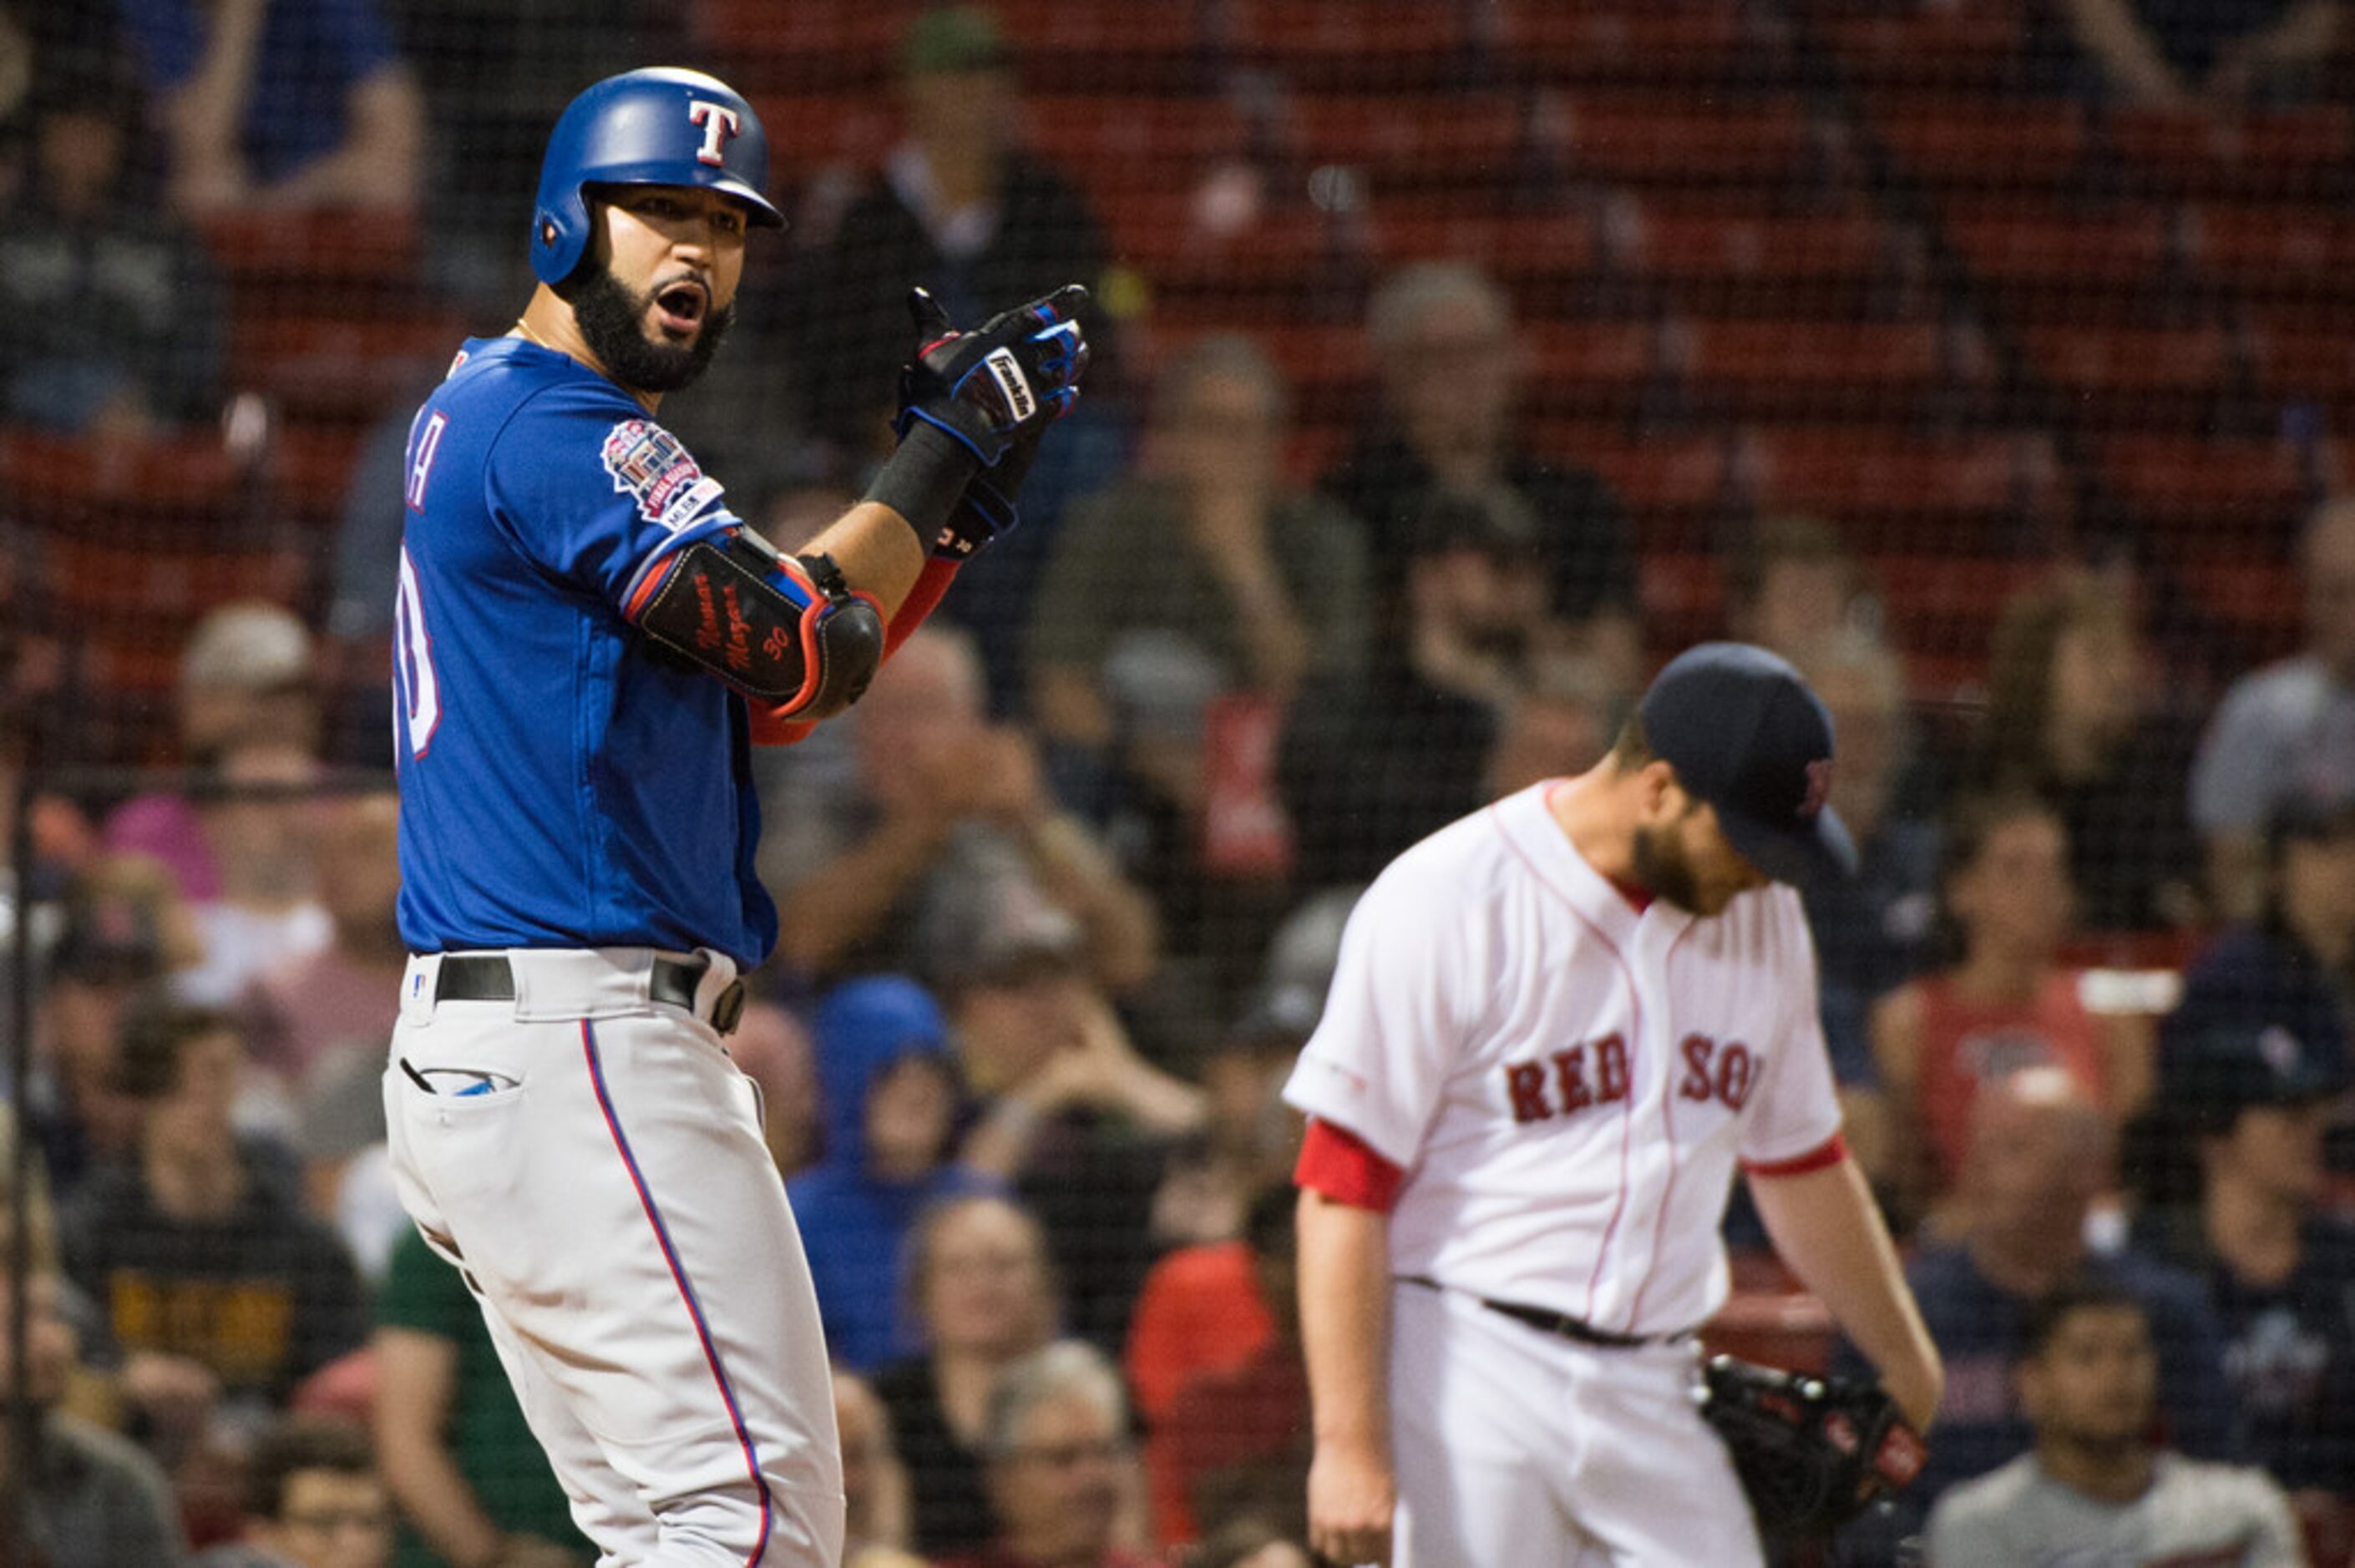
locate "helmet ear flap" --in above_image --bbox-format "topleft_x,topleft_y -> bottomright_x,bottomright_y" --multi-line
532,183 -> 595,290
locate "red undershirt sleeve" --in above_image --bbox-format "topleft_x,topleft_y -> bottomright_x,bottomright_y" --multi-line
1294,1117 -> 1406,1212
1740,1130 -> 1850,1180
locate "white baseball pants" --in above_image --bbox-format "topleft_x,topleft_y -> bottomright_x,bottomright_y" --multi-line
384,948 -> 844,1567
1390,1281 -> 1764,1567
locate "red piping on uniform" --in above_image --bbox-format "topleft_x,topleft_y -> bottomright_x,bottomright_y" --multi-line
1624,921 -> 1698,1332
1482,799 -> 1644,1328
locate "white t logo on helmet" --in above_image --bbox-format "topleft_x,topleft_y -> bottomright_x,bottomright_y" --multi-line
687,100 -> 741,166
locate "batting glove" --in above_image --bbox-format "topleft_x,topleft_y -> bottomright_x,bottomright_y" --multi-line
895,285 -> 1088,470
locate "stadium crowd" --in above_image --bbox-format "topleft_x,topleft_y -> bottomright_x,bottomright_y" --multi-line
8,0 -> 2355,1563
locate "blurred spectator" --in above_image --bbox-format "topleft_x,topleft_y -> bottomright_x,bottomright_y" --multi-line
1150,1187 -> 1309,1550
1837,1068 -> 2237,1554
1971,570 -> 2206,933
790,976 -> 1001,1372
726,997 -> 821,1178
24,856 -> 196,1201
58,1000 -> 365,1459
1866,793 -> 2150,1222
1481,655 -> 1618,799
2044,0 -> 2343,106
836,1368 -> 925,1568
191,1416 -> 392,1568
2195,498 -> 2355,925
1926,1281 -> 2303,1567
761,625 -> 1158,995
1188,1522 -> 1314,1568
0,41 -> 224,438
938,1340 -> 1154,1568
114,0 -> 423,216
2161,784 -> 2355,1107
783,3 -> 1111,465
1789,630 -> 1941,1106
1724,515 -> 1873,665
371,1227 -> 588,1568
947,911 -> 1207,1351
873,1194 -> 1062,1560
1276,485 -> 1552,890
241,789 -> 400,1094
102,604 -> 332,1002
1031,335 -> 1368,778
1,1260 -> 188,1568
1321,260 -> 1641,695
2132,1018 -> 2355,1510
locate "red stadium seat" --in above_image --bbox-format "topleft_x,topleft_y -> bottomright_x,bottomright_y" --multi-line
1,428 -> 246,532
1021,95 -> 1250,188
2106,105 -> 2352,204
1287,92 -> 1528,187
1821,3 -> 2026,91
1940,204 -> 2176,296
1612,203 -> 1892,314
1638,549 -> 1729,646
44,532 -> 311,623
747,91 -> 898,176
2245,304 -> 2355,406
1217,0 -> 1471,83
1492,1 -> 1756,85
1522,320 -> 1659,418
2018,322 -> 2233,418
1557,93 -> 1821,190
2091,432 -> 2317,541
1872,97 -> 2089,193
199,210 -> 423,294
1740,423 -> 2067,548
1670,317 -> 1946,418
230,309 -> 467,424
1537,422 -> 1735,516
2185,204 -> 2355,300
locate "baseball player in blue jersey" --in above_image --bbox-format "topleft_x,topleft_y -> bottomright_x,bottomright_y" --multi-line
381,67 -> 1088,1566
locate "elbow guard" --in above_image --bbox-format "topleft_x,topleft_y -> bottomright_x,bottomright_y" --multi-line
631,530 -> 884,721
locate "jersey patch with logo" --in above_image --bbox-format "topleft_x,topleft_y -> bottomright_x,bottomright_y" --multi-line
602,419 -> 724,533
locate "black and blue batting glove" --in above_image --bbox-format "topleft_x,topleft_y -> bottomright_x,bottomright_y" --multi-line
895,285 -> 1088,468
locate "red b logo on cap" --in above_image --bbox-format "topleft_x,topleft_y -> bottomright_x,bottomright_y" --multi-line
1800,758 -> 1833,819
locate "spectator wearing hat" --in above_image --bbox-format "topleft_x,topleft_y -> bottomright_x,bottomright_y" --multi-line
791,975 -> 1003,1372
58,999 -> 365,1464
2164,784 -> 2355,1104
1029,335 -> 1369,989
1278,484 -> 1576,892
1322,261 -> 1640,697
0,35 -> 225,438
103,602 -> 332,1004
26,855 -> 198,1202
760,625 -> 1157,996
945,898 -> 1205,1353
2130,1017 -> 2355,1508
2194,497 -> 2355,923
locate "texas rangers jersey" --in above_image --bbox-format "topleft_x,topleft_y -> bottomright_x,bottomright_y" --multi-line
391,336 -> 775,965
1284,781 -> 1843,1337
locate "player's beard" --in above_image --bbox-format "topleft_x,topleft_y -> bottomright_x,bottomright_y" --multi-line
564,262 -> 734,395
1629,822 -> 1708,914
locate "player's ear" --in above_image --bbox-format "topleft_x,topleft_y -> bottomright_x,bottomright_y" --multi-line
1633,759 -> 1681,822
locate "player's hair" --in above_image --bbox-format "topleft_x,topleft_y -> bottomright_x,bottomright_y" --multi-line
979,1338 -> 1128,1460
2017,1274 -> 2147,1364
113,994 -> 240,1102
244,1416 -> 378,1520
1607,711 -> 1654,771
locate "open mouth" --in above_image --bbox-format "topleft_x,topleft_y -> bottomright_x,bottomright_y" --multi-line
653,279 -> 708,335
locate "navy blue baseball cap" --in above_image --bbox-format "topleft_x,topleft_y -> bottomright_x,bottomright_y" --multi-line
1638,642 -> 1858,884
2166,1019 -> 2351,1124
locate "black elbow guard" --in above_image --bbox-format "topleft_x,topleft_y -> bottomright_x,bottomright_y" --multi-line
633,532 -> 884,720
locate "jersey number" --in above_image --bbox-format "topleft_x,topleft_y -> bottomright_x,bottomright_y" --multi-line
394,545 -> 441,757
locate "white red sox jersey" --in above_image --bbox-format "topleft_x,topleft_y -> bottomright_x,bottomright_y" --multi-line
1284,781 -> 1845,1337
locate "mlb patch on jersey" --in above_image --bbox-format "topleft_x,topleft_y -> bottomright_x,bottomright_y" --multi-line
603,419 -> 724,533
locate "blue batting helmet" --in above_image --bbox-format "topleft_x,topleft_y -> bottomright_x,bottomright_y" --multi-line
530,67 -> 785,286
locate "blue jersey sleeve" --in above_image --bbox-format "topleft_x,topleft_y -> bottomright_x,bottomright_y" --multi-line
482,384 -> 739,615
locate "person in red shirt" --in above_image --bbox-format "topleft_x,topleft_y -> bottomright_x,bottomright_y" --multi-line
1868,792 -> 2151,1228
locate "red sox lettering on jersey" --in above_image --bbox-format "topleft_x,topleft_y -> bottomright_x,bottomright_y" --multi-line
1285,781 -> 1843,1338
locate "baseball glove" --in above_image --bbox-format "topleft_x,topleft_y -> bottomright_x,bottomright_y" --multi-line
1699,1355 -> 1927,1540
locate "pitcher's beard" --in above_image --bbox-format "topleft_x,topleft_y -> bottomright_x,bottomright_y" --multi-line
562,264 -> 734,394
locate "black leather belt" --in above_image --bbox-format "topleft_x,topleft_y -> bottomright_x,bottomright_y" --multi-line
1400,1277 -> 1684,1349
433,953 -> 746,1034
